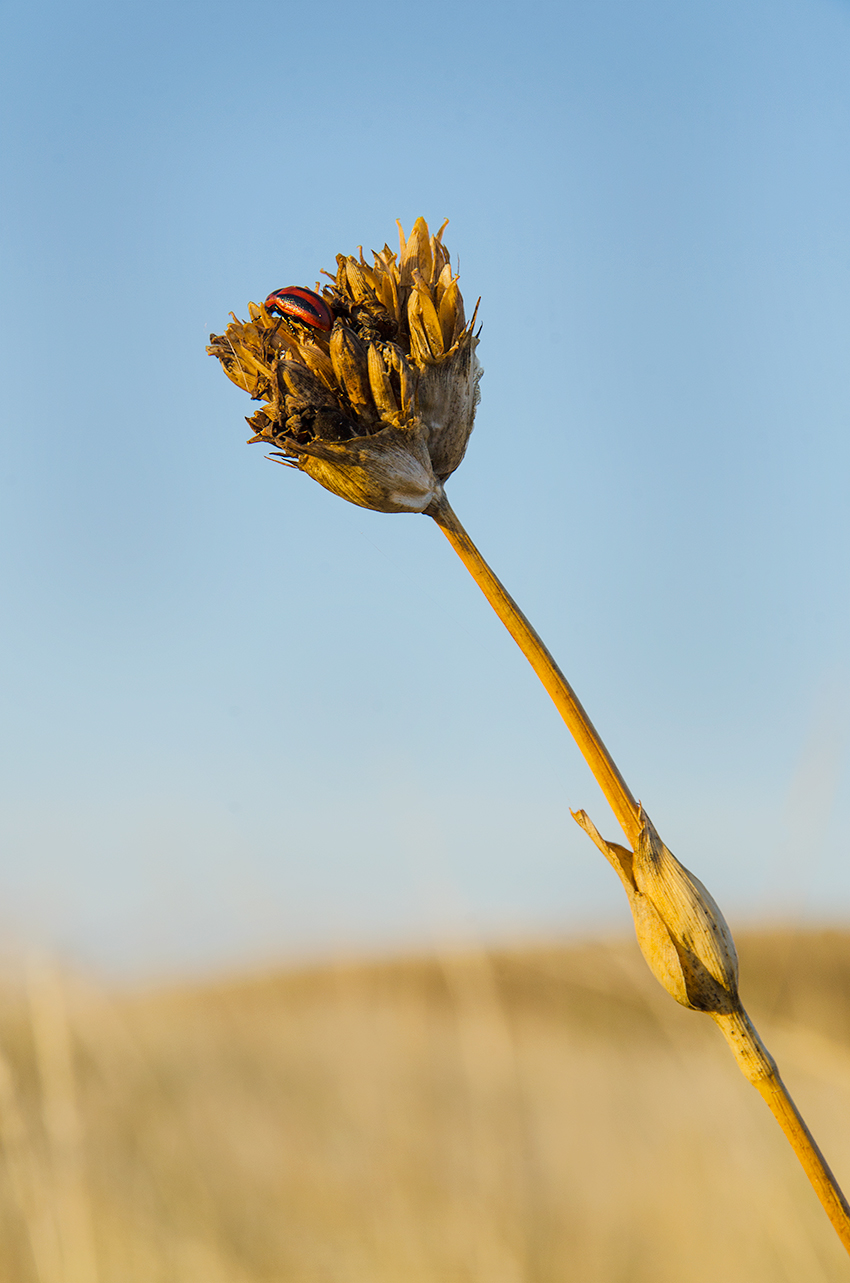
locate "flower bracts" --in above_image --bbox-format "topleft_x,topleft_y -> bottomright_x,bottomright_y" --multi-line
208,218 -> 482,514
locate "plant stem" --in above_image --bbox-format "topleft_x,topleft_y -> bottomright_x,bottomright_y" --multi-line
712,1008 -> 850,1253
429,492 -> 642,848
428,489 -> 850,1255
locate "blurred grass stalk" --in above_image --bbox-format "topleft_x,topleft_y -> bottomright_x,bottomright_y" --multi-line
430,490 -> 850,1254
28,959 -> 99,1283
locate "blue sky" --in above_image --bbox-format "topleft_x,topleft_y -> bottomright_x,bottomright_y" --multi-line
1,0 -> 849,976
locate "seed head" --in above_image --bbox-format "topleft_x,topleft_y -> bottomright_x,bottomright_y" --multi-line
207,218 -> 482,514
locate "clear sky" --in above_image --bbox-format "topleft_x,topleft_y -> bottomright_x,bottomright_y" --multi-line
2,0 -> 849,977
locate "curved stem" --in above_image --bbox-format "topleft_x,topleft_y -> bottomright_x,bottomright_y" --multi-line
428,490 -> 641,846
429,488 -> 850,1255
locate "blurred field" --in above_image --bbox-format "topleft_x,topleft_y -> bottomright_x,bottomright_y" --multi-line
0,931 -> 848,1282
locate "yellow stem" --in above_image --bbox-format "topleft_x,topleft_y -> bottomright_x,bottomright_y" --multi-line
712,1007 -> 850,1253
429,488 -> 850,1255
429,491 -> 641,846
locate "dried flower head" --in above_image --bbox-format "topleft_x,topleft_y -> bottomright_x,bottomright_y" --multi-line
573,807 -> 740,1015
208,218 -> 482,514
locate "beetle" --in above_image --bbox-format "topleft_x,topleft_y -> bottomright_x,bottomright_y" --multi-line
263,286 -> 334,331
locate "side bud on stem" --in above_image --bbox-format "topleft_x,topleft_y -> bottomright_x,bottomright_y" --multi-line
573,807 -> 776,1079
572,807 -> 741,1016
570,805 -> 850,1242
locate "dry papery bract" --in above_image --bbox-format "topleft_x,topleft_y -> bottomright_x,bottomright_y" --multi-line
208,217 -> 482,514
573,807 -> 740,1016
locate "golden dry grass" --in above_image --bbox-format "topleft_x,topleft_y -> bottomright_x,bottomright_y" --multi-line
0,930 -> 848,1282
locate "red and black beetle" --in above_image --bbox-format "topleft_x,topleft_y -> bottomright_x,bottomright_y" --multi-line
263,286 -> 334,331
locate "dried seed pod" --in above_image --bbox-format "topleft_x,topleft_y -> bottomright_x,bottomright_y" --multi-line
435,262 -> 454,308
278,360 -> 338,411
208,321 -> 271,399
294,341 -> 336,393
330,326 -> 375,417
633,814 -> 739,1011
573,808 -> 740,1015
367,344 -> 400,421
383,343 -> 416,418
410,272 -> 445,357
438,278 -> 465,348
344,258 -> 370,302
